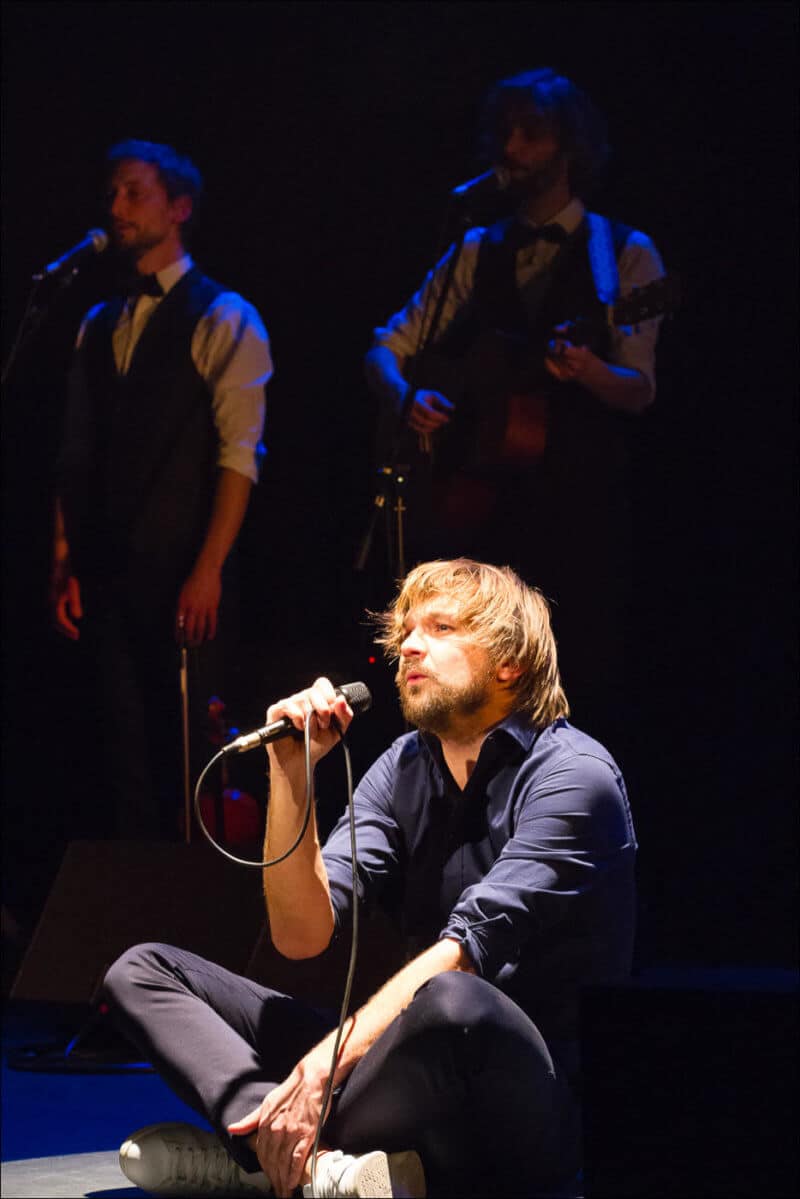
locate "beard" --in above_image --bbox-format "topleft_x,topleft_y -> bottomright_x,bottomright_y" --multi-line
395,666 -> 495,736
507,150 -> 568,202
111,223 -> 163,261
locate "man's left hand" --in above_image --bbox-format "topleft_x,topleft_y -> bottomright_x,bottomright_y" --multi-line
227,1054 -> 331,1197
175,564 -> 222,645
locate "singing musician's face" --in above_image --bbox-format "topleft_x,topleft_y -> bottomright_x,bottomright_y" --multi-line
395,599 -> 498,735
106,160 -> 190,259
500,118 -> 568,197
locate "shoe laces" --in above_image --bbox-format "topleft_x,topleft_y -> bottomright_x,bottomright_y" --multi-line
312,1151 -> 354,1199
166,1138 -> 244,1192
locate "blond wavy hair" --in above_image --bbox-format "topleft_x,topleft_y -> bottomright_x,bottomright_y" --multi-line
373,559 -> 569,729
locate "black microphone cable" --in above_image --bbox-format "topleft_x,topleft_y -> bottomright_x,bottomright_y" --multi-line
192,713 -> 316,870
309,723 -> 359,1198
192,710 -> 361,1198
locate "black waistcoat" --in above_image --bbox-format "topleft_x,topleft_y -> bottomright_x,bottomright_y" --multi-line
63,267 -> 225,608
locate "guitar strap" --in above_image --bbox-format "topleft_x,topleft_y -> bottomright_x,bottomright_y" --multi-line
585,212 -> 620,328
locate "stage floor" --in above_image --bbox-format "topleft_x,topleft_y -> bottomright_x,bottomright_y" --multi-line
1,1001 -> 205,1199
0,1150 -> 144,1198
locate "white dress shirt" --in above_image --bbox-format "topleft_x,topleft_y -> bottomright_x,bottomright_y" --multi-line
77,255 -> 271,484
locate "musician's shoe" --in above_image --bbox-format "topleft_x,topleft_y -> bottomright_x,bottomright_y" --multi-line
303,1148 -> 426,1198
119,1122 -> 271,1195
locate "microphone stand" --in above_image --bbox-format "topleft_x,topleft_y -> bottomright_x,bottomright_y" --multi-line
1,266 -> 84,387
179,639 -> 193,844
355,207 -> 475,582
4,253 -> 152,1073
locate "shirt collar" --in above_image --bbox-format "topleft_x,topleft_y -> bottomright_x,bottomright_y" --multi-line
419,709 -> 541,770
518,196 -> 585,239
153,253 -> 193,296
483,710 -> 541,753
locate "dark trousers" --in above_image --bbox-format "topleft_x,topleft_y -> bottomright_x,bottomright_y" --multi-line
81,580 -> 238,841
104,943 -> 581,1198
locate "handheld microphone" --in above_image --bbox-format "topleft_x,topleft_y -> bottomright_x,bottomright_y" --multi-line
223,681 -> 372,755
40,229 -> 109,278
450,166 -> 511,202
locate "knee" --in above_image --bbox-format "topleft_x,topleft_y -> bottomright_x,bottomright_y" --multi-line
102,941 -> 171,1011
409,972 -> 550,1071
411,970 -> 496,1032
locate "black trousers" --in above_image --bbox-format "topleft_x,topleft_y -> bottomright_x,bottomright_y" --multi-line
103,944 -> 582,1198
80,576 -> 238,841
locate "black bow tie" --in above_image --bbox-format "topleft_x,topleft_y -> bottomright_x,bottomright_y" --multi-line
509,221 -> 568,250
126,273 -> 164,298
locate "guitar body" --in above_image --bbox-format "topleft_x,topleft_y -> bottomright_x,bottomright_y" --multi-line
400,327 -> 552,530
453,328 -> 551,470
498,391 -> 550,465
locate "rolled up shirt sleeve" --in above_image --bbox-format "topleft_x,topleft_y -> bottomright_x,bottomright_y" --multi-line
192,293 -> 272,483
612,231 -> 666,400
372,229 -> 484,369
440,750 -> 637,981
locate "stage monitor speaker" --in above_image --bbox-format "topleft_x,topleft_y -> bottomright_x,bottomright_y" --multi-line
11,839 -> 266,1006
581,968 -> 799,1198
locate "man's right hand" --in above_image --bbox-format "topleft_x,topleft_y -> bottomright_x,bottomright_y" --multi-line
266,677 -> 354,774
51,568 -> 83,640
227,1050 -> 332,1197
405,388 -> 455,437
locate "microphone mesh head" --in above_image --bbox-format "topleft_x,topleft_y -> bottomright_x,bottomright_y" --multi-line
494,166 -> 512,191
339,681 -> 372,714
88,229 -> 110,253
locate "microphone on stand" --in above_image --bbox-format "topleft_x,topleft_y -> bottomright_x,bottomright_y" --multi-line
4,228 -> 111,385
450,166 -> 512,202
38,229 -> 109,279
222,682 -> 372,755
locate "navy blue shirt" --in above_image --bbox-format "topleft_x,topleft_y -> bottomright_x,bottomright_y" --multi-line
323,715 -> 637,1066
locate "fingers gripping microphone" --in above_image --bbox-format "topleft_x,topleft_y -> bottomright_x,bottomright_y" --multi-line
223,682 -> 372,755
40,229 -> 109,278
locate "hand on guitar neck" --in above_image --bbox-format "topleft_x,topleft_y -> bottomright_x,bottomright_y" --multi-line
544,322 -> 593,384
545,322 -> 652,415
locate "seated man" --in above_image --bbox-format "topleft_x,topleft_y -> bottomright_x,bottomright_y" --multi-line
104,559 -> 637,1198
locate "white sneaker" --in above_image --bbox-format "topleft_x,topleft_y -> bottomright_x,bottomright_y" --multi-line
303,1148 -> 426,1198
119,1122 -> 272,1196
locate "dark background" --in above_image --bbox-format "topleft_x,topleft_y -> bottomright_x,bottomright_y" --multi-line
2,2 -> 797,971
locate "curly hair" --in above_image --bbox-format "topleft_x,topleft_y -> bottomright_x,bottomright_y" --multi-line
106,139 -> 203,205
372,559 -> 569,730
478,67 -> 610,197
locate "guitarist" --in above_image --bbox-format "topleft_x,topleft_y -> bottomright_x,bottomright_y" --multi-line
364,67 -> 665,754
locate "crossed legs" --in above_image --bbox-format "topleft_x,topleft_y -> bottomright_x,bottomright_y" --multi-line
104,943 -> 580,1197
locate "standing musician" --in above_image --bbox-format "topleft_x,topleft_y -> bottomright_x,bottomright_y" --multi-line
365,68 -> 666,751
104,559 -> 636,1199
51,139 -> 272,839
